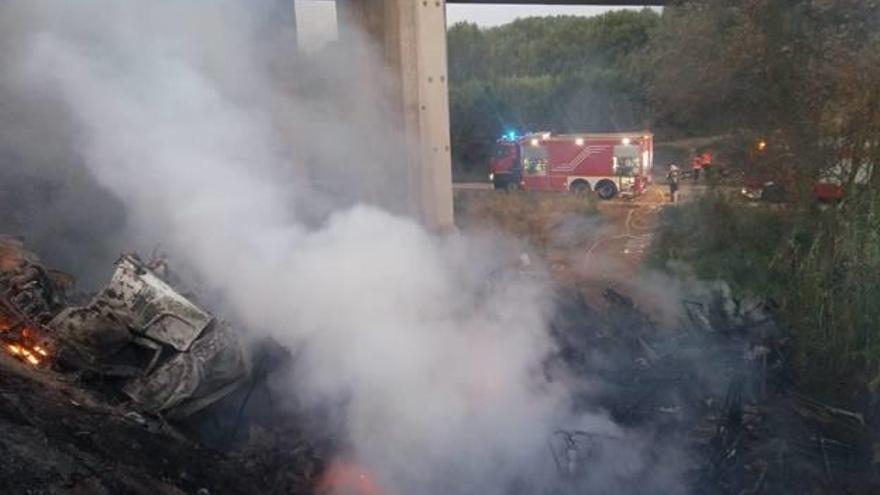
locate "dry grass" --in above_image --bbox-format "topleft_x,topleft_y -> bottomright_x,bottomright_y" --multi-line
454,190 -> 598,251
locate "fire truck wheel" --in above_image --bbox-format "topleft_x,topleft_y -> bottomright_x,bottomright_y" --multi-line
595,180 -> 618,200
570,180 -> 591,195
504,181 -> 520,192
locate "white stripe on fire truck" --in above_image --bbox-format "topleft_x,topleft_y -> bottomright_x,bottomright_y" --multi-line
552,145 -> 609,172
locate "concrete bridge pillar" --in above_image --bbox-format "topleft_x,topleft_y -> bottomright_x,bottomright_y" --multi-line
336,0 -> 454,230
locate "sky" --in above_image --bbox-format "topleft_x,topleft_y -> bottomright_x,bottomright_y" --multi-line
445,5 -> 657,27
294,1 -> 657,50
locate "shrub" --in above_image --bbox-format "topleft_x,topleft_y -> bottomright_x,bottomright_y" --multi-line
650,192 -> 880,404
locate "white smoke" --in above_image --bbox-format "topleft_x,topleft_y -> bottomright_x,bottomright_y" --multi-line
0,1 -> 681,493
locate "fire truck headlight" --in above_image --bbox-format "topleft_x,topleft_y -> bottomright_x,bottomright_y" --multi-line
530,138 -> 539,147
575,138 -> 584,146
489,173 -> 494,181
541,132 -> 551,140
622,137 -> 631,145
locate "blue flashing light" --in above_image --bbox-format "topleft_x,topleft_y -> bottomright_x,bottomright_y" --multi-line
502,129 -> 519,142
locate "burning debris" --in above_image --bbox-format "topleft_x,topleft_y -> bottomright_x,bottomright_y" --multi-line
0,235 -> 66,367
5,342 -> 48,366
0,236 -> 248,419
0,235 -> 878,494
51,254 -> 248,418
548,281 -> 880,494
0,235 -> 321,494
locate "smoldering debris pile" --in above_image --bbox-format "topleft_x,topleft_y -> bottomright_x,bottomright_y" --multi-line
0,236 -> 324,495
1,234 -> 878,494
0,235 -> 250,419
549,283 -> 880,494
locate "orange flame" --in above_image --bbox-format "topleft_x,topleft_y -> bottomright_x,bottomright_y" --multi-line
316,462 -> 393,495
5,341 -> 47,366
0,306 -> 49,366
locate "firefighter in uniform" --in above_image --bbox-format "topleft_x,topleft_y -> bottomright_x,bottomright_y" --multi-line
691,154 -> 702,182
701,149 -> 713,180
667,164 -> 681,203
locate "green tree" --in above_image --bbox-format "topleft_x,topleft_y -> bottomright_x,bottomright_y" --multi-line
648,0 -> 880,400
447,22 -> 489,83
449,81 -> 506,175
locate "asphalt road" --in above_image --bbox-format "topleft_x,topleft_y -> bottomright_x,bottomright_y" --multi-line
453,182 -> 493,191
454,181 -> 728,204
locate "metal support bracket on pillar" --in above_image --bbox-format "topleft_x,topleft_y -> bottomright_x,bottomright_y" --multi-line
337,0 -> 454,230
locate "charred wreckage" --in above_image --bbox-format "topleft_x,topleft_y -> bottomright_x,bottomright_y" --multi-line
0,235 -> 249,419
1,234 -> 879,494
0,235 -> 318,494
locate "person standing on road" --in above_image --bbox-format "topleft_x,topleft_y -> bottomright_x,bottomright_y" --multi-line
667,164 -> 681,203
691,154 -> 703,182
701,149 -> 713,180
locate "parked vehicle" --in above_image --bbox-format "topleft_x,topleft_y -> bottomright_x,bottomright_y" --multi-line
740,138 -> 871,202
489,131 -> 654,199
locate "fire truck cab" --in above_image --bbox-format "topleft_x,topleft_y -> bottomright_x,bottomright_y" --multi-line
489,132 -> 653,199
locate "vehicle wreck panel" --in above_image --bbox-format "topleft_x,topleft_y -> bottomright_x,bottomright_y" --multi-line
107,256 -> 213,352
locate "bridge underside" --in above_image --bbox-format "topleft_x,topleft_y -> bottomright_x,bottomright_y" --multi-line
336,0 -> 454,229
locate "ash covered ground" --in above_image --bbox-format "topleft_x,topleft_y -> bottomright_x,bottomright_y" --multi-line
1,231 -> 877,494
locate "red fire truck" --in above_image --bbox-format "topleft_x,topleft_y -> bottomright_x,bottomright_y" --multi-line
489,132 -> 654,199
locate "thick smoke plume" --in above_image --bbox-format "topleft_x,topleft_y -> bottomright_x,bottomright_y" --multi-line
0,1 -> 681,493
